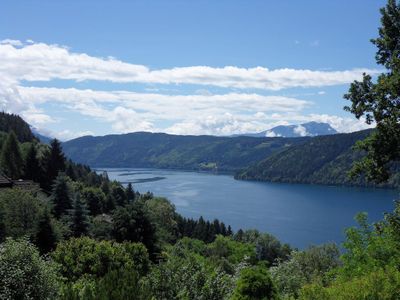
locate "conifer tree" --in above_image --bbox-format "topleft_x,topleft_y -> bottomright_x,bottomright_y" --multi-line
0,131 -> 23,179
126,183 -> 135,202
24,144 -> 41,182
34,207 -> 57,254
44,139 -> 66,187
69,193 -> 89,237
51,173 -> 73,218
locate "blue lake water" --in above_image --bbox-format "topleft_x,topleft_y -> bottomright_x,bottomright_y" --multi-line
101,168 -> 399,249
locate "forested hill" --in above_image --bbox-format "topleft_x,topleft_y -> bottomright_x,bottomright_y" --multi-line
235,129 -> 400,188
62,132 -> 308,171
0,112 -> 36,142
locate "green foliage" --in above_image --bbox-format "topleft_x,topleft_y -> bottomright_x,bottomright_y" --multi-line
300,266 -> 400,300
148,241 -> 235,299
89,214 -> 113,240
144,197 -> 179,244
69,193 -> 90,237
24,143 -> 41,182
234,229 -> 292,266
80,186 -> 106,216
0,112 -> 36,143
112,202 -> 157,257
0,189 -> 44,239
52,237 -> 150,282
41,138 -> 66,190
0,238 -> 59,300
235,130 -> 396,187
1,131 -> 23,179
232,265 -> 279,300
62,131 -> 307,171
34,207 -> 58,254
270,244 -> 340,298
344,0 -> 400,183
51,173 -> 73,218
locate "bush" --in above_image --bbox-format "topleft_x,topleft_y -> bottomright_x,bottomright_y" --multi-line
0,238 -> 59,299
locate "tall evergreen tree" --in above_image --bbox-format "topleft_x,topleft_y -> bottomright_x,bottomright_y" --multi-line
126,183 -> 135,202
34,207 -> 57,254
51,173 -> 73,218
69,193 -> 90,237
24,144 -> 41,182
44,139 -> 66,187
0,131 -> 23,179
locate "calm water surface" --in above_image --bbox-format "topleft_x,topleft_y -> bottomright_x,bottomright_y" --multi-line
100,168 -> 398,248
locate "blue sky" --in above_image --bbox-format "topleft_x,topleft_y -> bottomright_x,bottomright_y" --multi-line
0,0 -> 386,139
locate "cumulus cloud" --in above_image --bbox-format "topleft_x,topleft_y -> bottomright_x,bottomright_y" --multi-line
293,125 -> 308,137
0,40 -> 380,90
0,39 -> 377,136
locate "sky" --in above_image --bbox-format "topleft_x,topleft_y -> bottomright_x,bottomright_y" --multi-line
0,0 -> 386,140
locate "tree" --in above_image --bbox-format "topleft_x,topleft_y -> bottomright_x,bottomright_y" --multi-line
0,238 -> 59,299
344,0 -> 400,182
34,207 -> 58,254
0,131 -> 23,179
126,183 -> 135,202
112,203 -> 157,257
24,143 -> 41,181
43,139 -> 66,189
0,189 -> 43,239
69,193 -> 90,237
111,185 -> 128,207
52,237 -> 150,282
232,265 -> 279,300
51,173 -> 73,218
81,187 -> 106,216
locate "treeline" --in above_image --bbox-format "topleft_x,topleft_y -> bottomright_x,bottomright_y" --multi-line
0,111 -> 36,143
236,129 -> 400,188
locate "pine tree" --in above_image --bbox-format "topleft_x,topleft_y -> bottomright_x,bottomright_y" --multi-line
34,207 -> 57,254
24,144 -> 41,181
126,183 -> 135,202
44,139 -> 66,188
227,225 -> 233,236
69,193 -> 89,237
51,173 -> 73,218
65,160 -> 76,181
0,131 -> 23,179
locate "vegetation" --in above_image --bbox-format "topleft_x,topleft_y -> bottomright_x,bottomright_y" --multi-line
236,129 -> 400,188
344,0 -> 400,183
62,131 -> 307,171
1,1 -> 400,298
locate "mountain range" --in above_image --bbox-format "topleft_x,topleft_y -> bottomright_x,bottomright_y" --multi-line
237,122 -> 337,138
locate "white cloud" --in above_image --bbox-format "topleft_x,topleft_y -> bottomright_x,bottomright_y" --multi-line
54,130 -> 94,141
0,39 -> 377,136
0,40 -> 380,90
0,39 -> 23,46
293,125 -> 308,137
265,131 -> 281,137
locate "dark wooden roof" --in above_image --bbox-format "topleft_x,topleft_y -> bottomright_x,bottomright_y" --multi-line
0,174 -> 13,187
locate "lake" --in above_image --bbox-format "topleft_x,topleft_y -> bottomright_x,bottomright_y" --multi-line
100,168 -> 399,249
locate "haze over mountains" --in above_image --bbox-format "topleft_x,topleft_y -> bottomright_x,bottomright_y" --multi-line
237,122 -> 338,138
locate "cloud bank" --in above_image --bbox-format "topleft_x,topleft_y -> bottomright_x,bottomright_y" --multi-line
0,39 -> 373,139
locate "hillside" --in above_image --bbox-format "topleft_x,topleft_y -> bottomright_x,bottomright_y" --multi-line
235,129 -> 400,188
62,132 -> 308,171
0,112 -> 36,143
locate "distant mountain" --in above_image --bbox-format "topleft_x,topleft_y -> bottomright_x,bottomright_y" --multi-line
239,122 -> 338,138
235,129 -> 400,188
30,127 -> 52,144
62,132 -> 308,171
